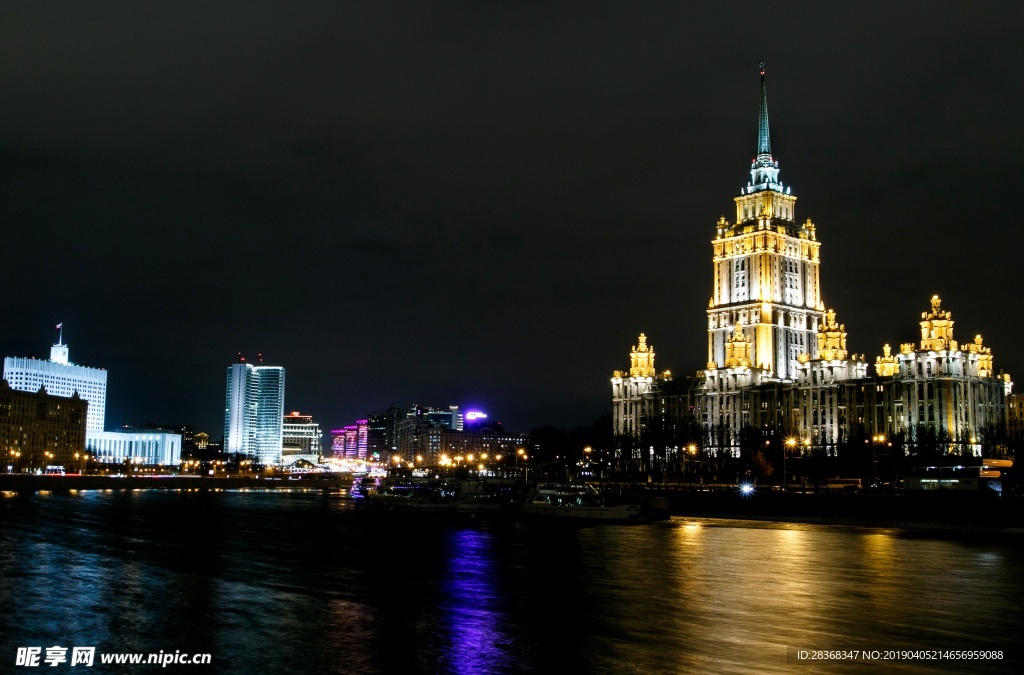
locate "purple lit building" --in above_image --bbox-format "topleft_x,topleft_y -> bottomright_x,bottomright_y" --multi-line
330,429 -> 346,458
331,421 -> 369,460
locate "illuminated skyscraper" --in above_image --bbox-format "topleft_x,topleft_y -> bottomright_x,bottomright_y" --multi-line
3,332 -> 107,433
224,362 -> 286,465
330,429 -> 346,458
707,60 -> 822,380
612,63 -> 1012,458
343,425 -> 358,458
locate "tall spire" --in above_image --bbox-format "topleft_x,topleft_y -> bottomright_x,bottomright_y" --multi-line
746,60 -> 782,193
757,60 -> 770,157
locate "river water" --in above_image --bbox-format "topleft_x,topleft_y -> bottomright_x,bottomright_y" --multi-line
0,490 -> 1020,673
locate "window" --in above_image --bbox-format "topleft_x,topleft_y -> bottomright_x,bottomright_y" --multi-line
783,258 -> 800,304
733,258 -> 748,301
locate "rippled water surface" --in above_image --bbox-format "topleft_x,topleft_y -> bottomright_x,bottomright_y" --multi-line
1,490 -> 1021,673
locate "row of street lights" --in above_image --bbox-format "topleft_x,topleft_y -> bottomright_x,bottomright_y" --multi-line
383,448 -> 531,481
7,450 -> 92,473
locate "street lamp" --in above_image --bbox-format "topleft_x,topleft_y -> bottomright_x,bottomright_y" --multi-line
870,434 -> 886,486
686,444 -> 697,485
784,438 -> 797,491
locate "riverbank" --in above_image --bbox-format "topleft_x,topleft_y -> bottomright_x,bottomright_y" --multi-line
642,487 -> 1024,532
0,473 -> 352,493
4,474 -> 1021,536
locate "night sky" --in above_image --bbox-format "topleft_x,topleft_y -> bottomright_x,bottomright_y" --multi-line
2,3 -> 1022,438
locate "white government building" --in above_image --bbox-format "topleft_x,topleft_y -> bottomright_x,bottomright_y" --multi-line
86,430 -> 183,466
4,339 -> 107,433
4,332 -> 181,466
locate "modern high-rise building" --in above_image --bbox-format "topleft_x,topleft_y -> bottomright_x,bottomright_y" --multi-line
343,425 -> 359,458
3,334 -> 107,433
611,63 -> 1013,458
330,421 -> 369,460
330,429 -> 346,458
224,362 -> 286,465
395,405 -> 464,458
366,407 -> 402,459
282,411 -> 322,464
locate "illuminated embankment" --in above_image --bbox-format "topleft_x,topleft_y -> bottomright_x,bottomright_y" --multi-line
0,474 -> 353,494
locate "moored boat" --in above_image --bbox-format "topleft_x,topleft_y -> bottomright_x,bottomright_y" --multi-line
453,478 -> 524,514
365,481 -> 457,511
520,483 -> 643,521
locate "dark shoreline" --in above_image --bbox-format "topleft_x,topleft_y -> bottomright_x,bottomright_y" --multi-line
4,475 -> 1022,535
0,473 -> 352,493
643,488 -> 1024,533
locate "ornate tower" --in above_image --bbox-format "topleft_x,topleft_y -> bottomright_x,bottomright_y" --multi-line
611,334 -> 671,438
628,333 -> 657,377
707,62 -> 824,380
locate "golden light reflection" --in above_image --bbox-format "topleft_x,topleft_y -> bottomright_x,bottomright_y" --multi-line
771,527 -> 811,604
860,532 -> 901,613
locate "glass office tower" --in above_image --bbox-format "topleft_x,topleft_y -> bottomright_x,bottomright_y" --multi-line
224,363 -> 285,465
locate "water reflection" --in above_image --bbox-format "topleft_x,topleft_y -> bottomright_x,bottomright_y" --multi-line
437,529 -> 516,674
660,520 -> 1020,674
0,494 -> 1020,674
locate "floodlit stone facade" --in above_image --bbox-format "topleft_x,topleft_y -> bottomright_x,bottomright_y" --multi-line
612,65 -> 1013,458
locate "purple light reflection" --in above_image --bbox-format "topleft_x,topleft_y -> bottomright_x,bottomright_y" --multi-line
438,529 -> 517,674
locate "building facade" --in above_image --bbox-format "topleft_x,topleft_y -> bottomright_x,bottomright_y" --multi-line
4,339 -> 107,432
121,423 -> 196,458
331,421 -> 369,460
405,426 -> 526,465
0,380 -> 88,471
224,362 -> 286,465
612,64 -> 1013,459
366,407 -> 402,460
330,429 -> 346,458
395,405 -> 464,459
282,411 -> 322,464
86,430 -> 182,466
1008,394 -> 1024,441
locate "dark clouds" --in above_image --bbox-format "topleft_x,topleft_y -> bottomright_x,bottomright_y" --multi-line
1,2 -> 1022,435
